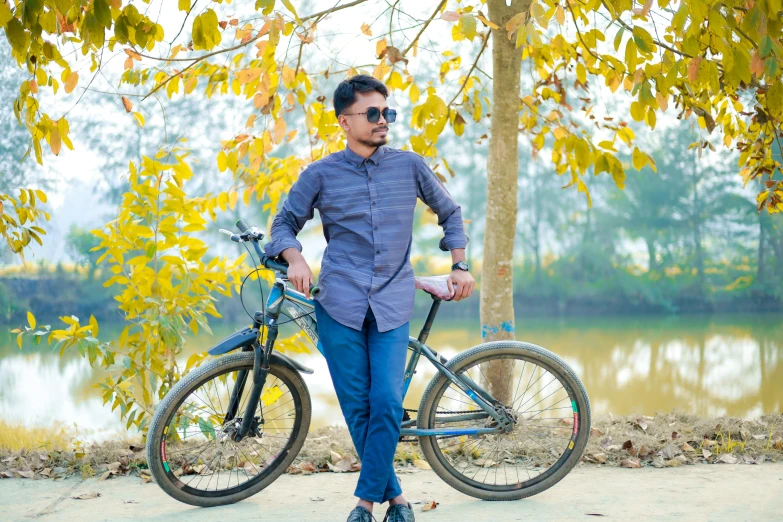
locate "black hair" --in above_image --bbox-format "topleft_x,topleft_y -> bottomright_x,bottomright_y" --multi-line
333,74 -> 389,117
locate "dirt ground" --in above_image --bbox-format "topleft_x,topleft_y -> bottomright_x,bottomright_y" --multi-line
2,463 -> 781,522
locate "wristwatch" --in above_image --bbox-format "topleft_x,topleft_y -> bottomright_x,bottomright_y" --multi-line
451,261 -> 469,272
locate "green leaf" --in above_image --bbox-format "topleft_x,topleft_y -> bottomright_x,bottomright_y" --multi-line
198,417 -> 216,440
760,36 -> 773,58
5,18 -> 29,55
632,27 -> 655,54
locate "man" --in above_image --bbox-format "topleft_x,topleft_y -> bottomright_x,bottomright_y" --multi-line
264,74 -> 475,522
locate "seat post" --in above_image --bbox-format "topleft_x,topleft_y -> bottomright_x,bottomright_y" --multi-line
417,295 -> 441,344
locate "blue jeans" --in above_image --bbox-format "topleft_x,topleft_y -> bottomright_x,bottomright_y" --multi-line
314,300 -> 410,503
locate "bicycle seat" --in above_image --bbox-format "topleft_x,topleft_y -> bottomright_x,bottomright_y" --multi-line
414,274 -> 455,301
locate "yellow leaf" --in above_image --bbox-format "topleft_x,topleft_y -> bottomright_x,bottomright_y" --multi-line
632,147 -> 647,170
556,5 -> 565,25
64,72 -> 78,94
49,128 -> 62,156
282,65 -> 296,87
376,38 -> 387,58
476,14 -> 499,30
576,63 -> 587,85
217,151 -> 227,172
261,385 -> 283,406
281,0 -> 300,24
360,22 -> 372,36
228,190 -> 238,209
133,112 -> 145,127
409,84 -> 420,104
27,311 -> 36,329
274,117 -> 287,144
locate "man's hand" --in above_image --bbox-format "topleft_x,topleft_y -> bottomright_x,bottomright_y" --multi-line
282,248 -> 314,298
447,270 -> 475,301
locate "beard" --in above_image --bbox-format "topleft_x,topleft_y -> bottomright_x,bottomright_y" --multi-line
357,129 -> 388,148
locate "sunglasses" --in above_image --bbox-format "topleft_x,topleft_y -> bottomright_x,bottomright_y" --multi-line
342,107 -> 397,123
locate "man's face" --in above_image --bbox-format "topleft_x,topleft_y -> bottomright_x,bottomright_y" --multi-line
338,90 -> 389,148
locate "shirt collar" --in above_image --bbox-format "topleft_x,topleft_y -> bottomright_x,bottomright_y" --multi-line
343,145 -> 385,168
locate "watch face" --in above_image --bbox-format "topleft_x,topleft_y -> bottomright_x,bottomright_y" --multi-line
454,261 -> 469,271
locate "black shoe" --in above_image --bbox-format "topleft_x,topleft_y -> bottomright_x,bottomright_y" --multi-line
347,505 -> 378,522
382,501 -> 415,522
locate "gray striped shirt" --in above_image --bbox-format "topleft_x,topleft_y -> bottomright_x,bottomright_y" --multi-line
265,145 -> 469,332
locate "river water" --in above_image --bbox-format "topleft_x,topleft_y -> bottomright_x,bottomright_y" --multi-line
0,312 -> 780,441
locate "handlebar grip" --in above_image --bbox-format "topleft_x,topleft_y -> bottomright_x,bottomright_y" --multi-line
236,219 -> 250,233
310,284 -> 320,297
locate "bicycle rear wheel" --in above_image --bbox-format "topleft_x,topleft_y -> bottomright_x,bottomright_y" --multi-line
146,352 -> 311,507
417,341 -> 590,500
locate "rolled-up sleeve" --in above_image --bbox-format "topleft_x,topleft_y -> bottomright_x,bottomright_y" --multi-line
265,166 -> 320,258
415,156 -> 469,252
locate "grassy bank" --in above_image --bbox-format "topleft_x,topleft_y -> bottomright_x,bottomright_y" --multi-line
2,411 -> 781,481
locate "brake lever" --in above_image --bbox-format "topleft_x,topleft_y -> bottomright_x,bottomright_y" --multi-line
219,228 -> 242,242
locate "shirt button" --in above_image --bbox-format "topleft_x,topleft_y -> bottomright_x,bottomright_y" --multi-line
368,176 -> 373,181
376,250 -> 380,254
374,272 -> 379,277
374,226 -> 378,230
372,201 -> 376,206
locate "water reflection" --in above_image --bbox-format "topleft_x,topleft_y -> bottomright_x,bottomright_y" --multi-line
0,313 -> 780,441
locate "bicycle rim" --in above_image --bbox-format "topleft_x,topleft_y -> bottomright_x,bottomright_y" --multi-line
157,361 -> 304,497
425,352 -> 584,492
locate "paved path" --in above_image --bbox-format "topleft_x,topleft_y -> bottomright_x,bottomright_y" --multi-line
2,464 -> 781,521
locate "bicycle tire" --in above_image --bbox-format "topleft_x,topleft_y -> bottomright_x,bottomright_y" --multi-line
417,340 -> 591,501
146,352 -> 311,507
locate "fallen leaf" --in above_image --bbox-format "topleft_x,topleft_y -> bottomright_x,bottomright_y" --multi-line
681,443 -> 696,453
751,434 -> 766,441
665,455 -> 688,467
123,500 -> 139,504
660,444 -> 681,460
638,445 -> 651,458
72,491 -> 101,500
591,453 -> 607,464
651,457 -> 665,468
310,496 -> 325,502
421,500 -> 438,511
620,458 -> 641,469
99,471 -> 112,481
702,449 -> 712,459
716,454 -> 738,464
17,470 -> 35,479
754,455 -> 766,465
330,450 -> 342,463
671,431 -> 680,440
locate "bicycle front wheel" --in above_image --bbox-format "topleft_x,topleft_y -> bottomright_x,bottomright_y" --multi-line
417,340 -> 591,501
146,352 -> 311,507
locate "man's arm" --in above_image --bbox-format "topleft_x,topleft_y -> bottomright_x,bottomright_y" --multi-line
265,166 -> 320,260
414,155 -> 470,255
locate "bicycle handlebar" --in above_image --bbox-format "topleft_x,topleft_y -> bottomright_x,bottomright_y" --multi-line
230,220 -> 320,297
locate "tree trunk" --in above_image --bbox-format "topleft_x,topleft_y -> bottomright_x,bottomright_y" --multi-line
646,237 -> 657,273
480,0 -> 526,406
758,213 -> 767,283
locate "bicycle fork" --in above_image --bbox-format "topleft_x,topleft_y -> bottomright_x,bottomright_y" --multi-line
224,311 -> 281,442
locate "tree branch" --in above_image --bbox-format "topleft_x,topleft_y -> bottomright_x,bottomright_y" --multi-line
141,0 -> 372,101
449,32 -> 490,106
402,0 -> 447,57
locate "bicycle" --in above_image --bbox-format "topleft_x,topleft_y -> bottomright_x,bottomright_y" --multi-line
146,219 -> 591,507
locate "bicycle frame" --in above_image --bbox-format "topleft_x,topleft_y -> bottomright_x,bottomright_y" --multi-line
271,274 -> 509,438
